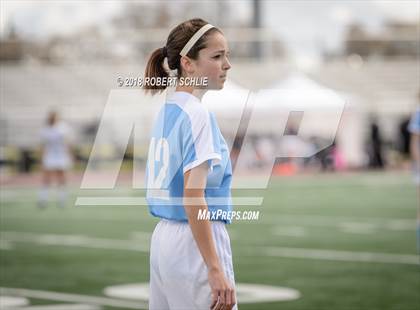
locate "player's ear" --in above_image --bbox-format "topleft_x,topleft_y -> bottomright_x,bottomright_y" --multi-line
180,56 -> 195,75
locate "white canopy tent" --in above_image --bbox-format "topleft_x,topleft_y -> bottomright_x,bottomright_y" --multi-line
251,72 -> 365,166
201,73 -> 365,167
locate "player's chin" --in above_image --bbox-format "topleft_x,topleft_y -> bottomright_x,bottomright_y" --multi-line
205,81 -> 225,90
215,78 -> 226,90
204,75 -> 226,90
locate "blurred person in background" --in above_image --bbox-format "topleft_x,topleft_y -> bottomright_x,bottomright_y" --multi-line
368,116 -> 385,169
398,117 -> 411,158
408,91 -> 420,253
38,111 -> 73,208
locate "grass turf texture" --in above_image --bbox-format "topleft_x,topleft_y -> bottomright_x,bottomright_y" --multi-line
1,171 -> 419,309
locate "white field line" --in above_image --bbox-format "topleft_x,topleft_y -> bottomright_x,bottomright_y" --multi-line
11,303 -> 101,310
0,288 -> 146,309
129,231 -> 152,240
272,226 -> 306,237
0,189 -> 136,200
0,214 -> 153,223
260,215 -> 416,231
0,232 -> 149,253
261,246 -> 420,265
74,196 -> 264,206
338,222 -> 377,234
1,211 -> 415,232
0,195 -> 262,207
0,240 -> 13,250
269,221 -> 408,238
2,231 -> 419,265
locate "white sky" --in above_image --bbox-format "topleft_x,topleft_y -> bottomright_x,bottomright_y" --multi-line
1,0 -> 418,57
0,0 -> 124,39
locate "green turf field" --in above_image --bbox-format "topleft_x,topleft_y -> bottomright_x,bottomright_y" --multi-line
1,171 -> 419,309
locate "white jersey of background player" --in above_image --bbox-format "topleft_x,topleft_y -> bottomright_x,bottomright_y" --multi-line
38,111 -> 73,208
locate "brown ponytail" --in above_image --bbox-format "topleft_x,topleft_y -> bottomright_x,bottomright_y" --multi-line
143,47 -> 168,94
143,18 -> 221,95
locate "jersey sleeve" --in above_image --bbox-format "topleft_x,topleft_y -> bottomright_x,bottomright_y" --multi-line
408,109 -> 420,134
182,107 -> 222,174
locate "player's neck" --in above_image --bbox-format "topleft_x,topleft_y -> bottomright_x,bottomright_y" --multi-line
175,85 -> 206,102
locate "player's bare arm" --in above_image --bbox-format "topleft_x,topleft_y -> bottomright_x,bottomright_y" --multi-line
184,162 -> 236,309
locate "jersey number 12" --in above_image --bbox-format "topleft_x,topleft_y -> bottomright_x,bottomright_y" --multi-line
147,137 -> 170,200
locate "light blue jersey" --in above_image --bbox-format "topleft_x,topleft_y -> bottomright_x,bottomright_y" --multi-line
408,107 -> 420,186
145,91 -> 233,224
408,108 -> 420,134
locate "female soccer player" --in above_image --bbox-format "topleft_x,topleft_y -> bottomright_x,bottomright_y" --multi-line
144,18 -> 237,309
38,111 -> 73,208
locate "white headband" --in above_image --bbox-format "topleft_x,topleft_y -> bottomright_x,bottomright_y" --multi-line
179,24 -> 215,57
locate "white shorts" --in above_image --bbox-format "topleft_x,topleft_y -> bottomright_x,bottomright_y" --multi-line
149,219 -> 237,309
42,155 -> 72,171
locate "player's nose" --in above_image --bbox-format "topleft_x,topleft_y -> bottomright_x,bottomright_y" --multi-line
223,57 -> 231,71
